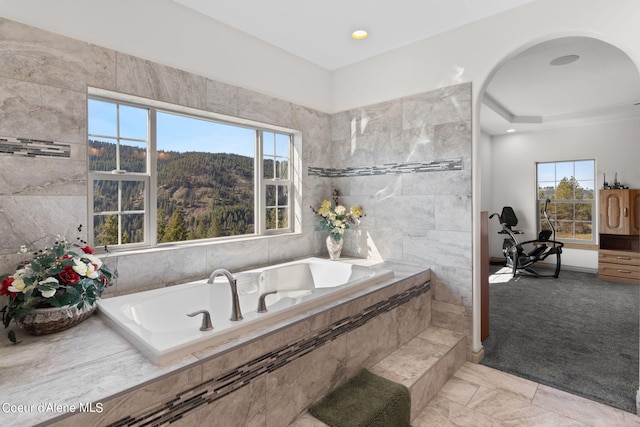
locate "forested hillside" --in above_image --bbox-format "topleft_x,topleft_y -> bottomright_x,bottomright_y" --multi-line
90,140 -> 254,245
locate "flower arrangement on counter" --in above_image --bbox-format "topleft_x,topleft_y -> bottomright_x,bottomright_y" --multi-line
311,189 -> 365,242
1,229 -> 117,339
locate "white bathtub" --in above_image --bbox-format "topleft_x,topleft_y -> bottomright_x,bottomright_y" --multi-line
97,257 -> 393,364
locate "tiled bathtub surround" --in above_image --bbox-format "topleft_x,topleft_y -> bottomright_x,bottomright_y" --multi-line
107,282 -> 430,427
0,262 -> 431,427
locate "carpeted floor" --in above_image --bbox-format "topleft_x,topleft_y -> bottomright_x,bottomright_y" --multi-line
481,265 -> 639,414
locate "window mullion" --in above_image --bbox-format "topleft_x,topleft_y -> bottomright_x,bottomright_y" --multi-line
148,108 -> 157,246
256,130 -> 265,234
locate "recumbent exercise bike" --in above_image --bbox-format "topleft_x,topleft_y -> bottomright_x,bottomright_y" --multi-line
489,199 -> 564,278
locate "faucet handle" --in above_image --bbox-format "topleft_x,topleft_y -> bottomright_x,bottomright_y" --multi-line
257,290 -> 278,313
187,310 -> 214,331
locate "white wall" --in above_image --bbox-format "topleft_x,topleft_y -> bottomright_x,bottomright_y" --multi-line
489,116 -> 640,270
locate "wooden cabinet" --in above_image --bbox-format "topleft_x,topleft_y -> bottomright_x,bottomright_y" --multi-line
599,189 -> 640,235
598,189 -> 640,285
598,249 -> 640,284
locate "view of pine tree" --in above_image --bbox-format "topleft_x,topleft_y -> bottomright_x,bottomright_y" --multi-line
90,140 -> 256,245
539,176 -> 593,240
162,210 -> 187,242
96,215 -> 119,246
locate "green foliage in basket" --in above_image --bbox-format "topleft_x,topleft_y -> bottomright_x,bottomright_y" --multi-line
1,234 -> 117,329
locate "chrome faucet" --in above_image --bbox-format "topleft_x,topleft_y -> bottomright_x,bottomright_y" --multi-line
207,268 -> 243,321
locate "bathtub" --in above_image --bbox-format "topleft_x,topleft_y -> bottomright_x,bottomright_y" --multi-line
97,257 -> 394,364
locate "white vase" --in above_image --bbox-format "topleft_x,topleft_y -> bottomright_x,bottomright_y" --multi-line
326,235 -> 343,260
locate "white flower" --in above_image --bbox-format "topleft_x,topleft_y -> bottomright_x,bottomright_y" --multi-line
85,262 -> 99,279
8,278 -> 27,293
72,258 -> 88,276
39,277 -> 59,286
38,277 -> 59,298
13,268 -> 27,279
40,288 -> 57,298
83,254 -> 103,269
335,205 -> 346,215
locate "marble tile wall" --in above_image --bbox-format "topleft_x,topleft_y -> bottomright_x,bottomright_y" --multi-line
329,83 -> 473,349
0,18 -> 332,292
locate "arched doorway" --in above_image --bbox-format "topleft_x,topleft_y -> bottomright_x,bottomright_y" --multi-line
474,35 -> 640,412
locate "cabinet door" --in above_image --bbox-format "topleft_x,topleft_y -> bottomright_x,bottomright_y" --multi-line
631,190 -> 640,235
600,190 -> 629,234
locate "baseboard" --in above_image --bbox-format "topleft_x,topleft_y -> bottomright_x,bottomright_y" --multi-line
470,347 -> 484,364
492,260 -> 598,275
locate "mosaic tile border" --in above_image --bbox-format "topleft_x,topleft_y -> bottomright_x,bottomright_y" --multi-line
0,136 -> 71,158
308,158 -> 462,177
108,281 -> 431,427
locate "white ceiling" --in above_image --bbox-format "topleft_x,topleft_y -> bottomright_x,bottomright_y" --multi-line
482,36 -> 640,135
171,0 -> 640,135
173,0 -> 536,71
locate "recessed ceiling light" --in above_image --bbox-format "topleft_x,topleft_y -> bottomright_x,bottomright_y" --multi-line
550,55 -> 580,66
351,30 -> 368,40
506,129 -> 516,133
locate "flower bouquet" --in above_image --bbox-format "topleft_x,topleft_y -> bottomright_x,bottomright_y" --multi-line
311,189 -> 364,259
1,234 -> 117,338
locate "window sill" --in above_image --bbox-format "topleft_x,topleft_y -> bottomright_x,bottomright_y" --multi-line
560,242 -> 598,250
95,231 -> 300,258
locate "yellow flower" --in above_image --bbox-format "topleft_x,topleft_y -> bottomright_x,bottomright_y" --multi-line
321,200 -> 331,208
350,205 -> 363,217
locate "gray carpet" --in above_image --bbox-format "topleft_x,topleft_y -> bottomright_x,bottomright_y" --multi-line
481,265 -> 639,414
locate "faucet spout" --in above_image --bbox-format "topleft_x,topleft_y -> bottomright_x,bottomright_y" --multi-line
207,268 -> 243,321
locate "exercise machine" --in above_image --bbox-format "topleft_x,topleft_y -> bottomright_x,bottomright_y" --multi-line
489,199 -> 564,278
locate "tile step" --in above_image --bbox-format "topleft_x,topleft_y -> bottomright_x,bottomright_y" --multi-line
290,325 -> 467,426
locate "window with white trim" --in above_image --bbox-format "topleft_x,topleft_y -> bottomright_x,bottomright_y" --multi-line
536,159 -> 595,243
87,92 -> 294,249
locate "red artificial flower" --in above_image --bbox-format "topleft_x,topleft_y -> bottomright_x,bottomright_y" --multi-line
0,276 -> 14,296
58,265 -> 80,284
81,245 -> 94,255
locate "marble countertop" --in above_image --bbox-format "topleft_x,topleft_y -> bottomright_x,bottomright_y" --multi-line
0,259 -> 428,426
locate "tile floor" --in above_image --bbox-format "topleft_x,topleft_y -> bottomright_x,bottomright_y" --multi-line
414,362 -> 640,426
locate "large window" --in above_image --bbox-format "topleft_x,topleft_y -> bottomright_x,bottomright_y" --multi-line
536,160 -> 595,243
87,92 -> 294,249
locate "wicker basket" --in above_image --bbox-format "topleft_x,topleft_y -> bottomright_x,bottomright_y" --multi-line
18,301 -> 98,335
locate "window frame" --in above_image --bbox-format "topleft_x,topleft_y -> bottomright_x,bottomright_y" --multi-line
87,89 -> 297,250
535,159 -> 596,245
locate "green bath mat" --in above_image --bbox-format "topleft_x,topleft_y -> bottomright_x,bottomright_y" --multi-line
309,368 -> 411,427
